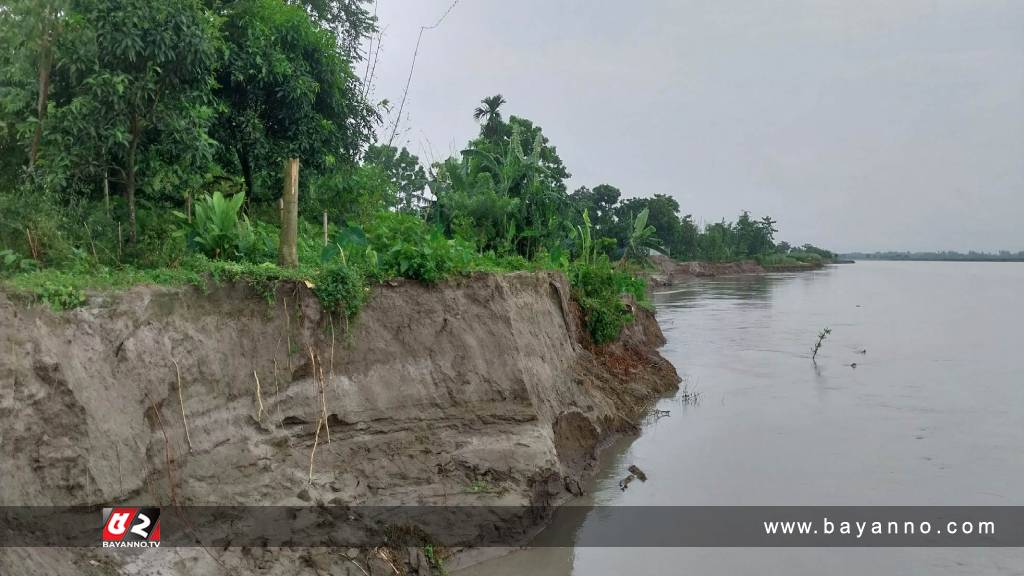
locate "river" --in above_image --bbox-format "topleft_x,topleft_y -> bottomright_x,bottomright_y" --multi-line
459,261 -> 1024,575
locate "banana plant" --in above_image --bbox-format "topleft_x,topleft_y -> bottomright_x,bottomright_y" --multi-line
622,207 -> 661,263
571,209 -> 595,266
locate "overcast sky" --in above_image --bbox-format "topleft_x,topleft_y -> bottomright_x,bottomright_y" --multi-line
368,1 -> 1023,252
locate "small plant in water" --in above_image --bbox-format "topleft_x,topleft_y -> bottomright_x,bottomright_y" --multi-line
811,327 -> 832,362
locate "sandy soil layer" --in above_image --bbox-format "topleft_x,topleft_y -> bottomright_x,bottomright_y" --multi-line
0,271 -> 678,575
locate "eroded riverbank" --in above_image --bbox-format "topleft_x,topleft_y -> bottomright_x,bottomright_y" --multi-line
0,271 -> 678,575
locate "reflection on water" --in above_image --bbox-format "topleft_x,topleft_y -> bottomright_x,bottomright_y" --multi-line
459,262 -> 1024,575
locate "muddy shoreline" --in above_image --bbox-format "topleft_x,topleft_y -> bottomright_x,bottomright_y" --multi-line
0,271 -> 679,575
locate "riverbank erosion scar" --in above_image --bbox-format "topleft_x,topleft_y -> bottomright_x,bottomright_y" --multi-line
0,271 -> 678,574
646,254 -> 825,287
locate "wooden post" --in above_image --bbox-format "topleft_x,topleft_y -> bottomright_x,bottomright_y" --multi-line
103,171 -> 110,217
322,210 -> 328,246
278,158 -> 300,268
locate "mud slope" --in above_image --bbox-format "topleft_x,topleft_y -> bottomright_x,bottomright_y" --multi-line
0,271 -> 678,574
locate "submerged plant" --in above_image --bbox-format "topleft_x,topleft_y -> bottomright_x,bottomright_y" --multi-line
811,327 -> 832,362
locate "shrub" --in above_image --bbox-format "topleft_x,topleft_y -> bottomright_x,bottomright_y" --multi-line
787,250 -> 824,265
0,249 -> 39,274
176,191 -> 254,260
313,264 -> 367,318
327,211 -> 479,282
39,282 -> 87,311
568,257 -> 647,344
0,184 -> 72,265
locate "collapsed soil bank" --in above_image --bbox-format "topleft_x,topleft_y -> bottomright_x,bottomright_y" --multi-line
647,255 -> 824,287
0,271 -> 678,574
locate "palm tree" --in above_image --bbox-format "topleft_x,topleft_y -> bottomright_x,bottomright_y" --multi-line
473,94 -> 507,138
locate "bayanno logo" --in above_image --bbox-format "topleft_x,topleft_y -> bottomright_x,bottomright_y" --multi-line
101,507 -> 161,548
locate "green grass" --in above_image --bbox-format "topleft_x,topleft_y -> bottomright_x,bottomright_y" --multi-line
3,265 -> 206,310
1,209 -> 650,344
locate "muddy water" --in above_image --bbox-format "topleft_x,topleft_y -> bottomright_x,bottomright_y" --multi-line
459,261 -> 1024,575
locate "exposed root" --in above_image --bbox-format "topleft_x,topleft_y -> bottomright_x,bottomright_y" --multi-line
318,361 -> 330,444
329,312 -> 336,377
253,370 -> 265,422
172,359 -> 193,452
309,345 -> 330,444
308,417 -> 323,485
337,552 -> 370,576
283,296 -> 293,375
373,547 -> 401,575
145,391 -> 228,571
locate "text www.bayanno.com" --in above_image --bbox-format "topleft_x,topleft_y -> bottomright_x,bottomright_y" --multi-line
764,517 -> 996,539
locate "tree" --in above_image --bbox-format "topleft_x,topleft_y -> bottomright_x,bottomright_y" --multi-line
214,0 -> 376,201
473,94 -> 506,140
758,215 -> 778,254
570,183 -> 620,232
293,0 -> 377,61
616,195 -> 691,258
697,220 -> 735,262
0,0 -> 68,172
430,154 -> 518,251
364,144 -> 427,213
430,113 -> 573,258
51,0 -> 221,243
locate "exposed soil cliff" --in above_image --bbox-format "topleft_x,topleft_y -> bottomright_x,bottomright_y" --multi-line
0,271 -> 678,575
647,255 -> 823,287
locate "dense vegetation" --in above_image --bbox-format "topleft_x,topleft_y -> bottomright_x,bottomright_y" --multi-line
0,0 -> 831,343
843,250 -> 1024,262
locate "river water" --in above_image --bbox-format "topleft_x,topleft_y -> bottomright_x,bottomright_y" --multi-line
459,261 -> 1024,575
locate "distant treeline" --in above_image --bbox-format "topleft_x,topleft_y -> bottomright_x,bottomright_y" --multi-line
843,251 -> 1024,262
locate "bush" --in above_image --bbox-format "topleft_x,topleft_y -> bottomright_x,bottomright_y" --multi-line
176,191 -> 255,260
0,184 -> 73,265
38,282 -> 87,311
568,257 -> 647,345
787,250 -> 825,265
327,211 -> 483,282
0,249 -> 39,274
313,264 -> 367,318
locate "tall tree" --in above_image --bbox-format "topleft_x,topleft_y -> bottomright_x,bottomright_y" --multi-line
51,0 -> 221,242
364,144 -> 427,213
616,195 -> 690,258
473,94 -> 506,140
292,0 -> 377,60
27,1 -> 65,169
214,0 -> 376,201
0,0 -> 68,171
